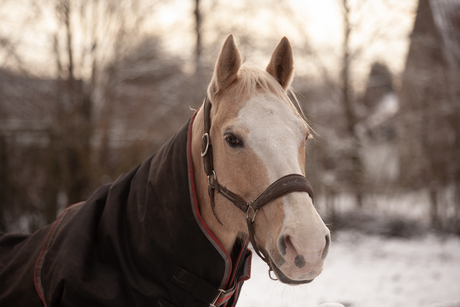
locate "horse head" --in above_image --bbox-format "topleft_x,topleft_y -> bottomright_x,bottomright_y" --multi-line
192,35 -> 330,285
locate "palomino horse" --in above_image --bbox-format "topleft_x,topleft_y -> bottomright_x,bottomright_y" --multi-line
0,35 -> 330,307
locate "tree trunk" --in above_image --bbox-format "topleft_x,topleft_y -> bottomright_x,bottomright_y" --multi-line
194,0 -> 202,73
325,184 -> 337,233
43,131 -> 60,224
0,137 -> 8,232
429,182 -> 441,230
341,0 -> 364,208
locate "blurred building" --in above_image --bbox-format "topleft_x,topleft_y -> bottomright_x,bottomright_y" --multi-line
0,70 -> 88,231
0,38 -> 204,232
359,63 -> 400,186
399,0 -> 460,191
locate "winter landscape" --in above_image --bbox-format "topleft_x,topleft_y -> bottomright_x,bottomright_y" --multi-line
239,230 -> 460,307
1,0 -> 459,306
236,191 -> 460,307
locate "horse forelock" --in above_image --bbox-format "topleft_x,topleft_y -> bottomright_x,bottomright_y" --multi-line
230,63 -> 310,132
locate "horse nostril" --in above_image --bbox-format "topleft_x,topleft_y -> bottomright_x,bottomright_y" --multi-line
294,254 -> 306,268
279,235 -> 297,259
278,235 -> 287,256
321,234 -> 330,260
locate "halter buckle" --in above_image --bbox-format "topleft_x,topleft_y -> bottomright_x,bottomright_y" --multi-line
245,202 -> 258,223
201,133 -> 210,157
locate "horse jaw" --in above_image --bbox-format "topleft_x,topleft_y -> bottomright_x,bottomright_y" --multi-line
191,108 -> 240,255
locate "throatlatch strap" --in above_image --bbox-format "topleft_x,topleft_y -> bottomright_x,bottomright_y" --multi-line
202,97 -> 214,176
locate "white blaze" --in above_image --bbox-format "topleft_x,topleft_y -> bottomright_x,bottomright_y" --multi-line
238,93 -> 328,282
238,93 -> 305,182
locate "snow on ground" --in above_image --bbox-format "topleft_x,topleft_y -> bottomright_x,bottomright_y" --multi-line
237,231 -> 460,307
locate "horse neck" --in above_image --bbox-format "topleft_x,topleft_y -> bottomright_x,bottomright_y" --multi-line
191,107 -> 238,255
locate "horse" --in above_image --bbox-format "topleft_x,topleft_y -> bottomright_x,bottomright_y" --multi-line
0,35 -> 330,307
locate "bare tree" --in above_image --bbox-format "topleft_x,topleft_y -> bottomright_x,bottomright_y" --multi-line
340,0 -> 365,208
0,0 -> 166,231
194,0 -> 203,72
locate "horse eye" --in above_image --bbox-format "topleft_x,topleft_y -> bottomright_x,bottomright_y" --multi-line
225,134 -> 242,147
304,133 -> 310,146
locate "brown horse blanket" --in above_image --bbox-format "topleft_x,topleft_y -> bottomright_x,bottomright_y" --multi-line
0,113 -> 252,307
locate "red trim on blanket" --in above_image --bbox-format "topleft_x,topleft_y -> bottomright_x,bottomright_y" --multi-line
240,250 -> 252,282
230,245 -> 252,285
33,215 -> 61,306
187,110 -> 234,289
33,202 -> 82,307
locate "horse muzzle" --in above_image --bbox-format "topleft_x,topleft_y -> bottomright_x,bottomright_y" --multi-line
268,228 -> 331,284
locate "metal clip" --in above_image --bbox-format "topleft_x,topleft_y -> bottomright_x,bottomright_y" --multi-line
245,202 -> 258,223
268,268 -> 278,281
209,289 -> 226,307
207,170 -> 217,186
201,133 -> 210,157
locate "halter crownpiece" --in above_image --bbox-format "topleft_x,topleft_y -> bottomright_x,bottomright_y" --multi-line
200,96 -> 315,268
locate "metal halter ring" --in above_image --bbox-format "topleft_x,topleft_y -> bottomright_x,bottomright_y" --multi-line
207,170 -> 216,186
201,133 -> 210,157
245,202 -> 258,223
268,268 -> 278,281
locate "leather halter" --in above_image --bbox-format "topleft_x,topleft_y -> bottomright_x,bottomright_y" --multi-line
200,96 -> 315,269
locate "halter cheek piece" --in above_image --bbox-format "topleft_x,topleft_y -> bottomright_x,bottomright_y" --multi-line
200,96 -> 315,273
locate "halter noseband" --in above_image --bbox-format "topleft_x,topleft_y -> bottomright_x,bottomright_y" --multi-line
200,96 -> 315,270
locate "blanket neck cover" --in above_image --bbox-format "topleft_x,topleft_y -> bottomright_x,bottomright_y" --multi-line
0,113 -> 252,307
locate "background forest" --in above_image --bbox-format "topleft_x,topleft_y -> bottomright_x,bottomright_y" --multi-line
0,0 -> 459,236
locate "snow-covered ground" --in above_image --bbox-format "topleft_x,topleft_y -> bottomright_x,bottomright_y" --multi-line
237,230 -> 460,307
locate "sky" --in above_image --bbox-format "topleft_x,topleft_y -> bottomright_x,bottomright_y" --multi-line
0,0 -> 418,89
150,0 -> 418,88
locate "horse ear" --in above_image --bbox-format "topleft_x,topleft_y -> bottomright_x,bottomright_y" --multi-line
266,37 -> 294,90
207,34 -> 242,100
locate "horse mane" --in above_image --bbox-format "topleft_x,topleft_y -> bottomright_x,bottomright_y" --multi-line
234,63 -> 310,130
